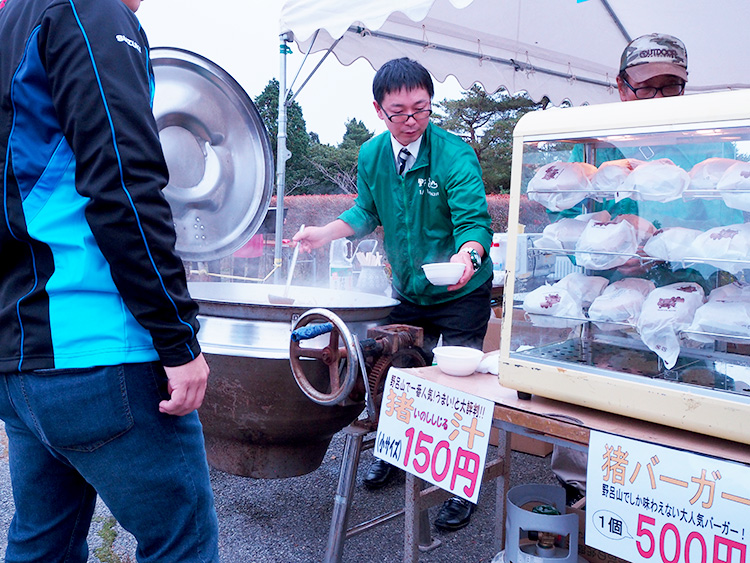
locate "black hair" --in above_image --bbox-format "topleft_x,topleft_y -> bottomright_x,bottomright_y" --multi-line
372,58 -> 434,105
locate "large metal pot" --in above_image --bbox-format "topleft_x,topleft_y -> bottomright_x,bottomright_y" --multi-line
150,49 -> 392,479
190,282 -> 399,478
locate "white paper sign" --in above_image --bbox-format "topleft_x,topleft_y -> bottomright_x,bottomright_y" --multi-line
587,430 -> 750,563
374,367 -> 493,503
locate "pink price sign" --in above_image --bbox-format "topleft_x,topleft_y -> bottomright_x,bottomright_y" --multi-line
586,431 -> 750,563
374,367 -> 494,503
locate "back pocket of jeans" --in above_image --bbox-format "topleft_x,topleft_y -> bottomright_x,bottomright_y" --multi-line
20,365 -> 134,452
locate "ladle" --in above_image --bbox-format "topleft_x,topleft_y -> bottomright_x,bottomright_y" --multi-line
268,224 -> 305,305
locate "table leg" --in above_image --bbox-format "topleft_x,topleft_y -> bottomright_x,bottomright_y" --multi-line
404,474 -> 441,562
324,425 -> 368,563
494,428 -> 512,552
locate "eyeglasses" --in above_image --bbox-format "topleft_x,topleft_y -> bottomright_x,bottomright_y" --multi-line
380,107 -> 432,123
621,76 -> 685,99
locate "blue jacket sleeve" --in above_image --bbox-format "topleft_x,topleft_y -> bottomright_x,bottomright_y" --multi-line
40,0 -> 200,366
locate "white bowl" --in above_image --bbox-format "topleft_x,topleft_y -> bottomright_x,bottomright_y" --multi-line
433,346 -> 484,376
422,262 -> 466,285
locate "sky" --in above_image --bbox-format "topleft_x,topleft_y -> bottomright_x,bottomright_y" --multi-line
136,0 -> 464,146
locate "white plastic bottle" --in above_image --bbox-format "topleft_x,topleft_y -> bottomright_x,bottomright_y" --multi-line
489,233 -> 506,285
329,239 -> 353,291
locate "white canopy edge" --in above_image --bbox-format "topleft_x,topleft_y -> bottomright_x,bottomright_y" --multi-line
280,0 -> 750,107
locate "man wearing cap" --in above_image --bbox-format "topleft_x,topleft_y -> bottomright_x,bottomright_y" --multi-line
617,33 -> 688,102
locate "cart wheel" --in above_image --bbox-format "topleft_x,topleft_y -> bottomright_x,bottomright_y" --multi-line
289,308 -> 359,406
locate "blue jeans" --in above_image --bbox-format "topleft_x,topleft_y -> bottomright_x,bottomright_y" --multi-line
0,362 -> 219,563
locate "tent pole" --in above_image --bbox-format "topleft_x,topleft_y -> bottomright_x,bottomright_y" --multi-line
598,0 -> 631,43
286,34 -> 343,105
274,33 -> 292,283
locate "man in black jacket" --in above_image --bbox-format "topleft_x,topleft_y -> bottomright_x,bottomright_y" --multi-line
0,0 -> 219,560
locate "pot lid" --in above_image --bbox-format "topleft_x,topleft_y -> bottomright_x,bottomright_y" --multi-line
151,47 -> 274,261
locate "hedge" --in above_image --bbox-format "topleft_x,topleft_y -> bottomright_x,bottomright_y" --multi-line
193,194 -> 549,287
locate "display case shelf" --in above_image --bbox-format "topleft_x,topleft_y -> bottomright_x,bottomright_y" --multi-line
527,188 -> 750,198
680,329 -> 750,345
530,246 -> 656,263
511,337 -> 750,396
513,304 -> 750,346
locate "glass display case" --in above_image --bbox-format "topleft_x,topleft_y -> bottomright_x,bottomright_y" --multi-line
499,90 -> 750,444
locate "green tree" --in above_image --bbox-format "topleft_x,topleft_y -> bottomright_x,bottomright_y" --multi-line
306,119 -> 373,194
340,118 -> 373,149
255,79 -> 314,194
434,85 -> 545,193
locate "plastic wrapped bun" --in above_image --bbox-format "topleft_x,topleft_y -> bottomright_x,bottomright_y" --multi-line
535,210 -> 611,251
618,159 -> 689,202
613,214 -> 656,246
522,284 -> 585,328
688,157 -> 739,191
686,299 -> 750,344
689,223 -> 750,274
527,161 -> 597,212
717,161 -> 750,212
589,277 -> 655,331
708,282 -> 750,303
591,158 -> 643,194
692,282 -> 750,343
605,277 -> 656,296
554,272 -> 608,306
643,227 -> 702,263
636,282 -> 705,369
575,220 -> 638,270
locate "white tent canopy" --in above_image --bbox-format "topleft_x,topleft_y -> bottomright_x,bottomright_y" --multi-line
280,0 -> 750,107
273,0 -> 750,273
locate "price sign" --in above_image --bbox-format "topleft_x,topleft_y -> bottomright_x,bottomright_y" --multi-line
586,431 -> 750,563
374,367 -> 493,503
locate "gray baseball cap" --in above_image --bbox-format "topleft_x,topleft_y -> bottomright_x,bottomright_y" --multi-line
620,33 -> 688,83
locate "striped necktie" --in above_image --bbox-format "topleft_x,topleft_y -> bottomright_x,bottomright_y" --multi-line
397,147 -> 411,176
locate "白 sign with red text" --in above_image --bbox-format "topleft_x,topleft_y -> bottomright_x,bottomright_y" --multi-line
374,368 -> 493,503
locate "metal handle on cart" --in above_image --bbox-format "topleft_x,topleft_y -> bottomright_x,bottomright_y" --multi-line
289,309 -> 359,406
291,322 -> 334,342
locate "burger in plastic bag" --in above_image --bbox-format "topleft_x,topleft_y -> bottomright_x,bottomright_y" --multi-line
688,157 -> 739,192
534,210 -> 611,251
717,161 -> 750,212
613,214 -> 656,246
527,161 -> 597,212
636,282 -> 705,369
708,281 -> 750,303
686,299 -> 750,345
688,283 -> 750,344
617,158 -> 690,203
554,272 -> 608,306
643,227 -> 702,263
689,223 -> 750,274
575,219 -> 638,270
522,284 -> 585,328
589,277 -> 656,331
591,158 -> 643,195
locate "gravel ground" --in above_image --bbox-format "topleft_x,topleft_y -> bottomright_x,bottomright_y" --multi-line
0,422 -> 559,562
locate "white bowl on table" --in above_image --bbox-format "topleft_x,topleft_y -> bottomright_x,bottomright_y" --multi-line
422,262 -> 465,286
433,346 -> 484,376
